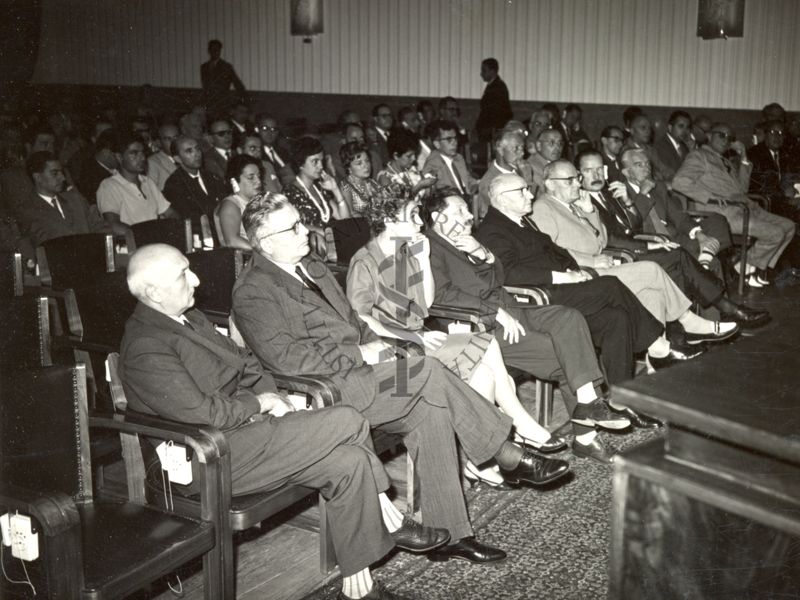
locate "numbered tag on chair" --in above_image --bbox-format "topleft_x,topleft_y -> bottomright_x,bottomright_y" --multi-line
155,441 -> 193,485
448,322 -> 471,334
287,393 -> 311,411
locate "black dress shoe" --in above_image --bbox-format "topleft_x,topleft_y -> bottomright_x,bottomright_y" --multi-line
517,433 -> 568,453
572,437 -> 616,465
391,516 -> 450,553
428,536 -> 507,564
338,581 -> 410,600
571,399 -> 631,430
610,406 -> 663,429
498,451 -> 570,486
720,306 -> 771,329
684,322 -> 740,345
646,344 -> 705,371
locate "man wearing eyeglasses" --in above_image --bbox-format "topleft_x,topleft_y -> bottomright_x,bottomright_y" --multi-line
232,193 -> 572,565
673,122 -> 795,287
600,126 -> 625,183
528,129 -> 564,190
477,129 -> 535,219
367,104 -> 394,170
422,119 -> 477,198
256,113 -> 294,189
202,117 -> 235,180
747,120 -> 794,205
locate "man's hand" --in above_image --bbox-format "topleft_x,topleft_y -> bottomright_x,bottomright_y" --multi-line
638,178 -> 656,196
608,181 -> 630,203
496,308 -> 525,344
452,236 -> 493,262
695,231 -> 720,254
412,175 -> 438,195
647,240 -> 680,251
257,392 -> 295,417
593,255 -> 614,269
421,330 -> 448,351
730,140 -> 747,157
552,270 -> 590,284
359,340 -> 396,365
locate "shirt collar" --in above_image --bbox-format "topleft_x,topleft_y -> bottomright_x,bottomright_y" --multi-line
493,160 -> 515,174
667,133 -> 681,152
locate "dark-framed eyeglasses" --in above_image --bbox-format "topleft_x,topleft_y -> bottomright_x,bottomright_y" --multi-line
262,218 -> 305,238
500,186 -> 533,196
548,174 -> 583,184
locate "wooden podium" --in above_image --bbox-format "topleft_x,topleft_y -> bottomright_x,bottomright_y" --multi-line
609,329 -> 800,599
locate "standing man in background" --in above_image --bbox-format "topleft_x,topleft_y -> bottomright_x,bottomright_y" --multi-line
476,58 -> 513,154
200,39 -> 246,113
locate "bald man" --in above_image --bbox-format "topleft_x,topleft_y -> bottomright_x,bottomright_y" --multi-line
118,243 -> 449,600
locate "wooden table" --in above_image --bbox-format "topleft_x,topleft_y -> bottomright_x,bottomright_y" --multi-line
609,287 -> 800,599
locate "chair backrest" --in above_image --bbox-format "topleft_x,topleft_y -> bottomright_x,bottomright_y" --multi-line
327,217 -> 371,265
70,271 -> 137,350
0,364 -> 93,504
130,217 -> 193,253
1,295 -> 52,367
188,248 -> 245,317
39,233 -> 115,289
212,203 -> 225,246
0,250 -> 24,300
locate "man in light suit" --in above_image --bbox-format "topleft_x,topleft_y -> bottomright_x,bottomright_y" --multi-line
19,151 -> 119,246
673,122 -> 795,286
147,123 -> 179,190
477,129 -> 535,220
528,129 -> 564,190
423,120 -> 477,198
119,243 -> 450,600
232,194 -> 570,564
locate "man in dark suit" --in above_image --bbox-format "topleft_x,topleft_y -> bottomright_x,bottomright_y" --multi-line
600,126 -> 625,184
19,151 -> 117,246
747,119 -> 794,205
232,194 -> 570,563
119,244 -> 450,600
654,111 -> 692,178
163,136 -> 227,235
367,104 -> 393,171
256,113 -> 294,189
202,118 -> 234,180
475,58 -> 512,145
422,188 -> 634,464
577,149 -> 767,327
200,39 -> 245,113
622,114 -> 675,183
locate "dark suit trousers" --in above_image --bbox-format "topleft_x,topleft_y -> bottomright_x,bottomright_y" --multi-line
226,406 -> 394,576
499,304 -> 604,425
641,247 -> 725,307
545,276 -> 662,384
357,357 -> 513,542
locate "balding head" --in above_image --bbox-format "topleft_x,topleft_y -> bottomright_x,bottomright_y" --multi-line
127,244 -> 199,317
543,159 -> 581,204
489,173 -> 529,205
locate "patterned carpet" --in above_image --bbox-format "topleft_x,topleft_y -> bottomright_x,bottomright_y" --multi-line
302,425 -> 663,600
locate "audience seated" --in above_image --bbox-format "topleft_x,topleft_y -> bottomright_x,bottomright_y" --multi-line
422,119 -> 478,200
203,117 -> 234,179
599,125 -> 625,183
217,154 -> 262,249
74,127 -> 118,205
654,111 -> 692,178
478,129 -> 535,217
376,129 -> 436,199
528,128 -> 563,189
329,122 -> 368,181
398,106 -> 430,170
256,112 -> 294,189
147,122 -> 179,190
621,114 -> 674,183
367,103 -> 393,171
557,104 -> 592,160
672,122 -> 796,286
747,119 -> 795,208
97,132 -> 176,231
339,141 -> 380,217
231,193 -> 570,564
0,123 -> 56,219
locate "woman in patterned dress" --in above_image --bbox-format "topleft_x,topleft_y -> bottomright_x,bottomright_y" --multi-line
339,141 -> 381,217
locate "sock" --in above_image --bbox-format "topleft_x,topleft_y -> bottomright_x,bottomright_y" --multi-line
342,569 -> 374,599
576,382 -> 597,404
648,336 -> 670,358
678,310 -> 715,334
493,440 -> 525,470
378,493 -> 403,533
575,430 -> 597,446
698,250 -> 714,270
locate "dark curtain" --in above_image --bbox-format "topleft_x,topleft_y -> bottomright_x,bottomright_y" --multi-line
0,0 -> 41,84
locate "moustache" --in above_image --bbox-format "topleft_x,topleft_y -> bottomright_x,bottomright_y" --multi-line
591,179 -> 603,186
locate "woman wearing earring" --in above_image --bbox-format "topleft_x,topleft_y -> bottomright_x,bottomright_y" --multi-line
339,141 -> 381,216
346,185 -> 565,488
376,129 -> 438,199
217,154 -> 263,249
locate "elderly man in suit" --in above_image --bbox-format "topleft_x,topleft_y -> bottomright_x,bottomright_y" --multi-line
528,129 -> 564,190
673,122 -> 796,286
120,243 -> 451,600
622,114 -> 675,183
422,188 -> 636,464
532,160 -> 739,366
163,135 -> 227,235
577,149 -> 767,328
231,193 -> 570,564
19,151 -> 121,246
147,123 -> 179,191
423,119 -> 478,198
477,129 -> 535,220
475,58 -> 512,146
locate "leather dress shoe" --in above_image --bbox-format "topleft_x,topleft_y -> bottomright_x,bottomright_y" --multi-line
428,536 -> 507,564
610,406 -> 663,429
338,581 -> 410,600
498,451 -> 570,486
517,433 -> 568,453
572,437 -> 616,465
720,305 -> 771,329
684,322 -> 740,345
571,399 -> 630,430
646,344 -> 705,371
391,516 -> 450,553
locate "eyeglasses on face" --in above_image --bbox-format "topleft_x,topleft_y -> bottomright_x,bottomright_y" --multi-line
500,186 -> 533,196
711,131 -> 735,140
263,218 -> 305,238
212,129 -> 233,136
548,174 -> 582,183
258,125 -> 279,132
767,129 -> 785,136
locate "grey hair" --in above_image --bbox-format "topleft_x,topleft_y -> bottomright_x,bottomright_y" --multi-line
241,192 -> 291,247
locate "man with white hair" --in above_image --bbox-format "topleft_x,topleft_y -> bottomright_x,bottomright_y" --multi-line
119,243 -> 450,600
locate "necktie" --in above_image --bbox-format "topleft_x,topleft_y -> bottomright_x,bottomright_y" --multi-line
450,161 -> 466,193
295,266 -> 333,307
522,215 -> 539,232
224,150 -> 231,160
51,195 -> 66,219
771,150 -> 781,176
182,317 -> 196,332
568,204 -> 601,237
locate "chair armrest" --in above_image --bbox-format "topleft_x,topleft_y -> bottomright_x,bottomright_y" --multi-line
0,484 -> 80,538
632,234 -> 663,243
602,248 -> 637,263
427,303 -> 493,331
502,285 -> 551,305
272,373 -> 341,408
748,193 -> 771,211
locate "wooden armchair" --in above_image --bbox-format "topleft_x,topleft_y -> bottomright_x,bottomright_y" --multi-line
127,217 -> 193,254
36,233 -> 116,289
1,293 -> 52,367
187,247 -> 248,330
0,363 -> 227,599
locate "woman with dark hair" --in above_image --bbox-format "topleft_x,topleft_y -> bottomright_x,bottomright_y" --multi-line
339,141 -> 380,216
346,185 -> 565,487
376,129 -> 437,198
284,136 -> 350,232
217,154 -> 263,249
